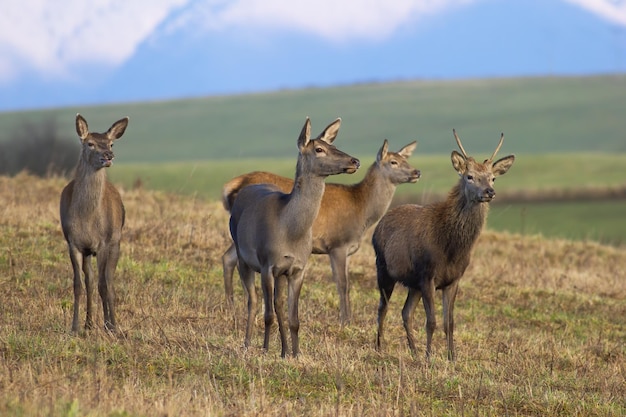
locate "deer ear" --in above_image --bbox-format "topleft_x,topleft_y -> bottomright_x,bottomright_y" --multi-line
76,114 -> 89,140
376,139 -> 389,162
106,117 -> 129,140
492,155 -> 515,177
451,151 -> 467,174
317,117 -> 341,144
398,141 -> 417,158
298,117 -> 312,150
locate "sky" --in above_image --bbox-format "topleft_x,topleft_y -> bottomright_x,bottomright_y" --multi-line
1,0 -> 625,112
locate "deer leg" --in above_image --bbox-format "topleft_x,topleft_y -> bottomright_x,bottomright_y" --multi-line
238,261 -> 257,348
287,269 -> 306,357
260,267 -> 276,353
274,273 -> 289,358
376,272 -> 395,351
97,257 -> 112,333
442,281 -> 459,361
68,246 -> 83,334
402,288 -> 422,355
108,243 -> 121,332
222,243 -> 238,306
81,254 -> 94,330
329,247 -> 351,326
98,243 -> 120,333
421,279 -> 437,359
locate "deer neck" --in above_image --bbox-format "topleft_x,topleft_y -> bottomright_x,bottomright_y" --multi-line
71,160 -> 108,214
437,183 -> 489,257
283,165 -> 327,239
355,163 -> 397,227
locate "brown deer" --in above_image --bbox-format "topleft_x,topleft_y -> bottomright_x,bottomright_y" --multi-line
222,139 -> 420,324
60,114 -> 129,334
229,117 -> 360,357
372,129 -> 515,360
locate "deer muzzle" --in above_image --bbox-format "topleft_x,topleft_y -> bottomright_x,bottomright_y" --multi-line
343,158 -> 360,174
481,187 -> 496,202
101,151 -> 115,167
409,169 -> 421,183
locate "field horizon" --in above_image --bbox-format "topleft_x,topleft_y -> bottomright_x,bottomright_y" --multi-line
103,151 -> 626,246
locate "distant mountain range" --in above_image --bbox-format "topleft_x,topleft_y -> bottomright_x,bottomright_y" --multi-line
1,0 -> 624,112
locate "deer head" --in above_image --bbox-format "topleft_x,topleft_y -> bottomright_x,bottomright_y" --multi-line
377,139 -> 420,184
451,129 -> 515,203
296,117 -> 360,177
76,114 -> 129,170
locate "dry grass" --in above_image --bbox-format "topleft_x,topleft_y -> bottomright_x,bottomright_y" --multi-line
1,173 -> 624,416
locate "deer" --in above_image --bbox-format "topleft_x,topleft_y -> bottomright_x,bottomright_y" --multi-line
229,117 -> 360,357
60,113 -> 129,334
222,139 -> 420,324
372,129 -> 515,360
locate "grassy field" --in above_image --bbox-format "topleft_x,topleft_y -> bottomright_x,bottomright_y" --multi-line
1,174 -> 625,416
1,75 -> 626,161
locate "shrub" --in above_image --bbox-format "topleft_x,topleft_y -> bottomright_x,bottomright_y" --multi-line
0,117 -> 78,177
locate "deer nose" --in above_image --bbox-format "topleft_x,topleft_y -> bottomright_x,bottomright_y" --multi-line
351,158 -> 360,168
413,169 -> 421,178
485,187 -> 496,199
103,150 -> 114,161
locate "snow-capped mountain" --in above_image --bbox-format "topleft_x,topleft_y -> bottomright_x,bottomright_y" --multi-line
0,0 -> 624,111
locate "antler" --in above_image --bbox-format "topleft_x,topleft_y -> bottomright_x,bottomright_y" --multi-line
488,133 -> 504,162
452,129 -> 469,158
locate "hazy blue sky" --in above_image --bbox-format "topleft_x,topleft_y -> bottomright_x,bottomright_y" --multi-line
1,0 -> 625,111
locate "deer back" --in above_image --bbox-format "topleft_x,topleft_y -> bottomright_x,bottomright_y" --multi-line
222,171 -> 293,211
312,139 -> 420,251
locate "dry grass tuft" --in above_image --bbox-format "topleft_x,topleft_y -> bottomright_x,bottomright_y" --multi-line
1,173 -> 624,416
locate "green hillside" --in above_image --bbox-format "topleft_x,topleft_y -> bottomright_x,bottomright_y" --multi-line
1,75 -> 625,162
107,153 -> 626,201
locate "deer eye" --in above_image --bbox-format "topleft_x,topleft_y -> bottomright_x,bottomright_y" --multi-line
315,147 -> 324,154
87,142 -> 95,149
466,175 -> 473,181
390,160 -> 398,166
492,177 -> 496,182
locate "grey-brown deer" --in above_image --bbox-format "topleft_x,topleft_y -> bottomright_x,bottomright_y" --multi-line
222,139 -> 420,324
60,114 -> 129,334
229,117 -> 360,357
372,129 -> 515,360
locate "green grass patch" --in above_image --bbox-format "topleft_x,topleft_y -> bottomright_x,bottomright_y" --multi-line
489,200 -> 626,245
109,153 -> 626,201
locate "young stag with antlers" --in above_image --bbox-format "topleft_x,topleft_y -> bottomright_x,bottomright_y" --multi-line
372,129 -> 515,360
222,139 -> 420,324
229,117 -> 360,357
60,114 -> 129,334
